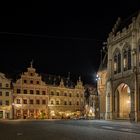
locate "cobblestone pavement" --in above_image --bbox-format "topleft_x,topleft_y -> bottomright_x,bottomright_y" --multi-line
0,120 -> 140,140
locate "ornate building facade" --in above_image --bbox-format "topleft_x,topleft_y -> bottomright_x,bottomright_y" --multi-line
46,77 -> 84,119
0,73 -> 13,119
13,63 -> 48,119
12,63 -> 84,119
98,11 -> 140,122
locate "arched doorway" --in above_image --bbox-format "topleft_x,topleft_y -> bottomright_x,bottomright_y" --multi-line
114,83 -> 131,119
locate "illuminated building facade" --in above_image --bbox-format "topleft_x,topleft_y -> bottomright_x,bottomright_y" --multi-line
98,11 -> 140,122
12,63 -> 84,119
13,63 -> 48,119
0,73 -> 13,119
45,76 -> 84,119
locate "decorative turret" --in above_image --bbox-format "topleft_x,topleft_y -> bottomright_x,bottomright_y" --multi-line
76,76 -> 83,89
59,78 -> 64,87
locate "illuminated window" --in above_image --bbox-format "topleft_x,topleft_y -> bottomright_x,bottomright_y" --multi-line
123,47 -> 131,71
114,50 -> 121,74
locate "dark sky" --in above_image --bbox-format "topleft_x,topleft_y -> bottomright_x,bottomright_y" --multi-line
0,1 -> 139,84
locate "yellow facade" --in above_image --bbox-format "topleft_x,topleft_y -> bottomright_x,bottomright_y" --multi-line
0,73 -> 13,119
47,78 -> 84,119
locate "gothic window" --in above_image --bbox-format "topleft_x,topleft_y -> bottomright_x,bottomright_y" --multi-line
123,47 -> 131,71
113,49 -> 121,74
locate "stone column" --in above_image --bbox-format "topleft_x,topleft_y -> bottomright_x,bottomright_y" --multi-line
130,91 -> 135,121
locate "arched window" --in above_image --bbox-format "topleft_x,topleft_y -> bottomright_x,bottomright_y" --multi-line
113,49 -> 121,74
123,45 -> 131,71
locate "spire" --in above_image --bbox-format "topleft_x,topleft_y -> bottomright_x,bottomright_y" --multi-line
59,78 -> 64,87
68,72 -> 70,80
30,60 -> 34,68
79,76 -> 81,82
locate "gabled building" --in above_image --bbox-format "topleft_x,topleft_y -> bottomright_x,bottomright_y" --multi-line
13,63 -> 48,119
0,73 -> 13,119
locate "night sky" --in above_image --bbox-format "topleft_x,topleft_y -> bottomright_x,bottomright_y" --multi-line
0,1 -> 139,84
